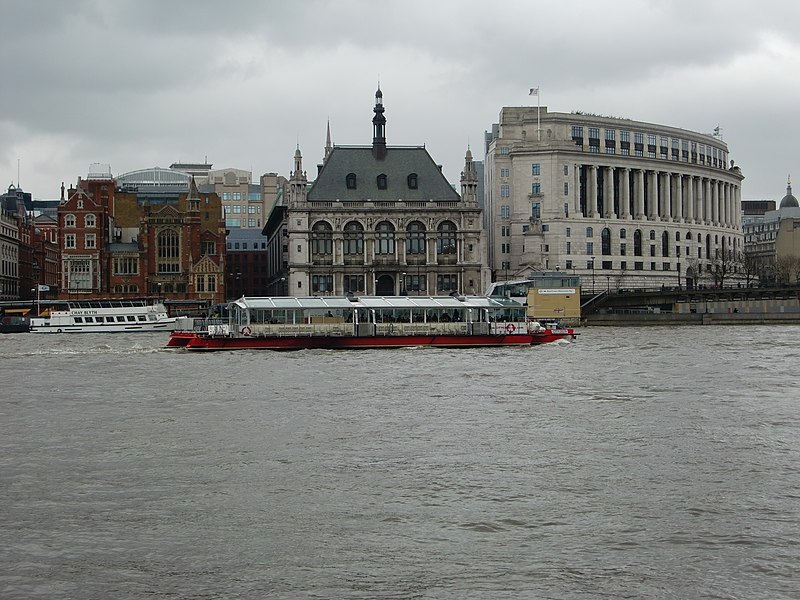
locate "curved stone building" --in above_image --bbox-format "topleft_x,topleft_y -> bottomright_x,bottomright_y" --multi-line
484,107 -> 745,290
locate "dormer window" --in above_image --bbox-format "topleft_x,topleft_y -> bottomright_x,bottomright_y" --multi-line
407,173 -> 418,189
346,173 -> 357,189
377,173 -> 387,190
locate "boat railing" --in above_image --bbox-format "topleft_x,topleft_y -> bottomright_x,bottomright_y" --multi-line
490,321 -> 529,335
234,321 -> 473,338
375,322 -> 469,336
246,323 -> 354,337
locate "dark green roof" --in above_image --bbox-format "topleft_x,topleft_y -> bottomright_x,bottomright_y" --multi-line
307,146 -> 461,202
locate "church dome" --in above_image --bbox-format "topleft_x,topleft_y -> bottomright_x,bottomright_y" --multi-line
780,178 -> 799,208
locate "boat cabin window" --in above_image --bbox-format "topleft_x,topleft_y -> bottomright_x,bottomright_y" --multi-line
127,316 -> 136,322
85,317 -> 95,323
116,316 -> 126,322
138,316 -> 146,321
74,317 -> 84,323
106,317 -> 116,322
302,309 -> 347,324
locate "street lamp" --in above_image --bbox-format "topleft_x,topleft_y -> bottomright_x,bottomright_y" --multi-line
591,256 -> 596,293
401,272 -> 406,295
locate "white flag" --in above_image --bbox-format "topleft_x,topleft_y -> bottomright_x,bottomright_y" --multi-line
529,87 -> 539,96
37,284 -> 50,292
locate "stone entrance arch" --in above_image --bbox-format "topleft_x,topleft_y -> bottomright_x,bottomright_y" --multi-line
375,273 -> 395,296
685,265 -> 696,290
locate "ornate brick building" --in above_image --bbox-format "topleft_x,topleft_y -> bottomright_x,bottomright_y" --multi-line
58,165 -> 226,304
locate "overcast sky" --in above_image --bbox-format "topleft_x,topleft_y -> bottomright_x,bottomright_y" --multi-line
1,0 -> 798,202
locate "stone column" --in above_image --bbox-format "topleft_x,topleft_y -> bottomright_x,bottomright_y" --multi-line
604,166 -> 615,218
711,180 -> 719,226
703,178 -> 712,226
720,183 -> 728,227
674,174 -> 683,222
620,167 -> 631,219
574,164 -> 583,217
647,170 -> 658,220
588,165 -> 599,218
685,176 -> 694,223
634,169 -> 645,219
660,172 -> 671,221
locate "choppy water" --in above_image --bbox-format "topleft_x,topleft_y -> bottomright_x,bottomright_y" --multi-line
1,327 -> 799,599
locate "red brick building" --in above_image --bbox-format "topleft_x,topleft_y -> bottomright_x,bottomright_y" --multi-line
58,166 -> 226,305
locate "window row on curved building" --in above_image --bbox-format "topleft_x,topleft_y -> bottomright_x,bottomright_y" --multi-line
485,107 -> 745,289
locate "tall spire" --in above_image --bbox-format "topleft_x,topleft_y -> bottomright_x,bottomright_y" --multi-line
372,85 -> 387,160
187,176 -> 200,212
288,145 -> 308,208
324,119 -> 333,162
293,144 -> 304,178
460,147 -> 478,206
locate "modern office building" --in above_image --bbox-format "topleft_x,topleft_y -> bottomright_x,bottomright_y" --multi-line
281,87 -> 487,297
225,227 -> 271,299
484,107 -> 745,290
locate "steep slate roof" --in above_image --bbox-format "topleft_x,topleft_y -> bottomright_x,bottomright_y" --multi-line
307,146 -> 461,202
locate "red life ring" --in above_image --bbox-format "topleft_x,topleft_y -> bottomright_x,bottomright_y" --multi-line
505,323 -> 516,334
241,326 -> 252,336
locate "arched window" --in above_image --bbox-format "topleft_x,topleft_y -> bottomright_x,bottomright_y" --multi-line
65,214 -> 76,228
375,221 -> 395,255
311,221 -> 333,255
407,173 -> 418,189
633,229 -> 642,256
676,231 -> 681,242
686,231 -> 692,240
619,228 -> 627,239
406,221 -> 426,255
586,226 -> 594,237
649,230 -> 656,241
343,221 -> 364,255
661,231 -> 669,257
157,229 -> 180,273
345,173 -> 357,190
437,221 -> 457,255
85,214 -> 96,228
377,173 -> 388,190
601,228 -> 611,255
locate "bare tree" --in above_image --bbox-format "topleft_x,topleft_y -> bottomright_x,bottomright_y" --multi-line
739,251 -> 761,287
776,255 -> 800,285
709,248 -> 740,287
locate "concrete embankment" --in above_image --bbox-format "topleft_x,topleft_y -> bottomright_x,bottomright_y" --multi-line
583,312 -> 800,326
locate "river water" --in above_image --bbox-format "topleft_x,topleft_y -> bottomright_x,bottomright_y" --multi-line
1,326 -> 798,599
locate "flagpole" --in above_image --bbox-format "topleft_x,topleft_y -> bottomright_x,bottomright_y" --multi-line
537,88 -> 541,141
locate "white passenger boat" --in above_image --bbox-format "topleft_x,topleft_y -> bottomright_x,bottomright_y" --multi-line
29,299 -> 177,333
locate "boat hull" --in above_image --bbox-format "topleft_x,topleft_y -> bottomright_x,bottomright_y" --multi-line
175,331 -> 573,351
30,321 -> 176,334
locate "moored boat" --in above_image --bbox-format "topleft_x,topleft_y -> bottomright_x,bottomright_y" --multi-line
1,314 -> 31,333
168,295 -> 576,351
30,299 -> 177,333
